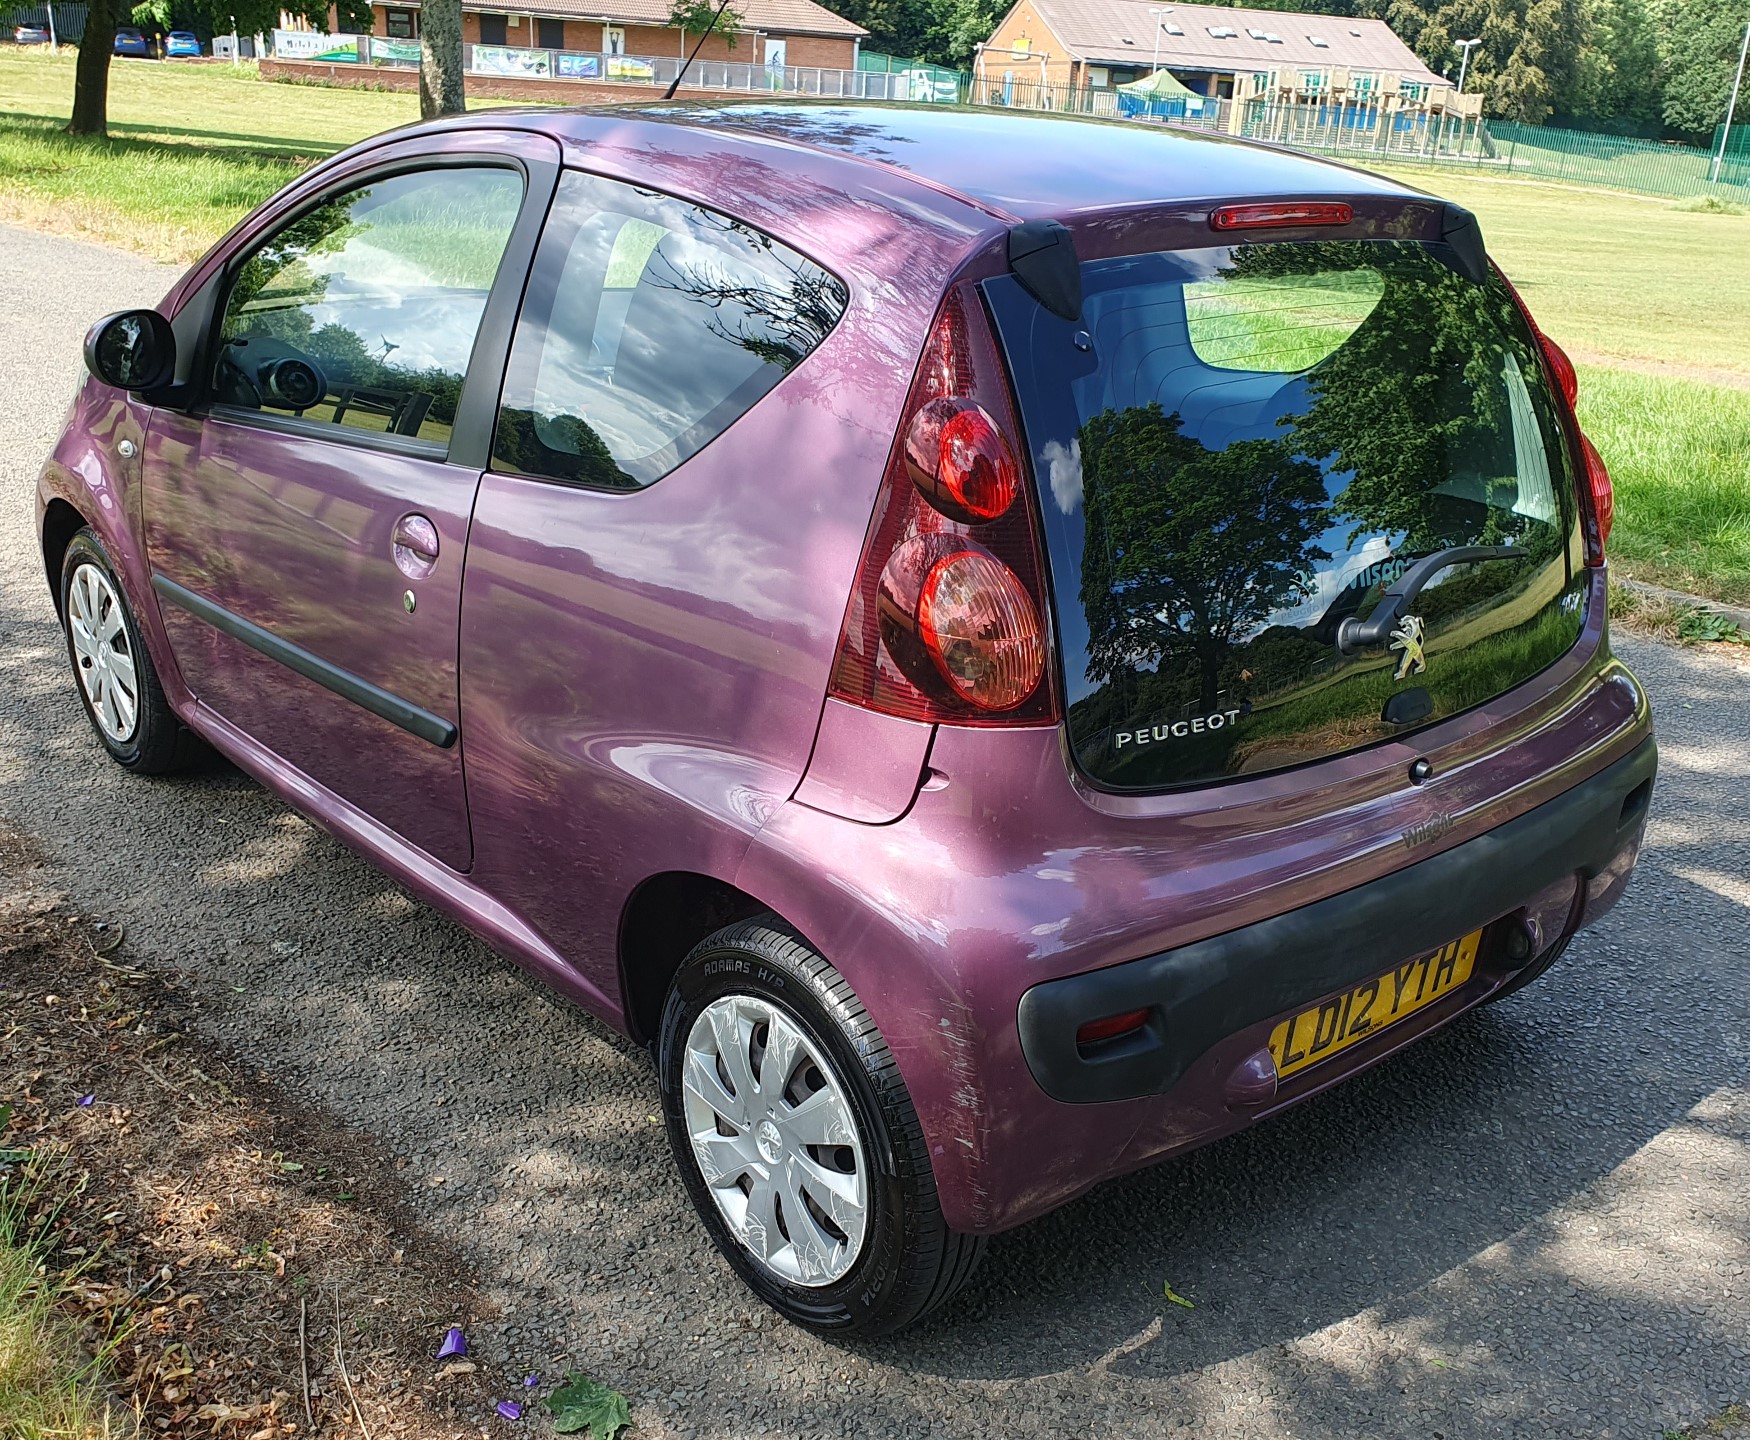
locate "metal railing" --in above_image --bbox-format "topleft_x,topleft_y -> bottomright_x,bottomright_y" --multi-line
462,43 -> 913,98
1,2 -> 86,40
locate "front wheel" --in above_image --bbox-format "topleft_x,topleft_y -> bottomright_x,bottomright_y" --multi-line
657,918 -> 983,1335
59,528 -> 199,774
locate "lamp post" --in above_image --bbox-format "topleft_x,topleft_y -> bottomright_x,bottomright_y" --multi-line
1454,37 -> 1480,93
1149,6 -> 1171,77
1712,19 -> 1750,184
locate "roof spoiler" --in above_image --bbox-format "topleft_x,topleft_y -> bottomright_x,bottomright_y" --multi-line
1439,201 -> 1489,285
1008,219 -> 1082,322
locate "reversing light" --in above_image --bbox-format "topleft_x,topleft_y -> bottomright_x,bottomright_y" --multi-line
1210,201 -> 1354,231
904,397 -> 1020,522
917,549 -> 1044,710
1076,1008 -> 1153,1046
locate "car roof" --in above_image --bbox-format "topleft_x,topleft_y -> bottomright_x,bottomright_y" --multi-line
527,102 -> 1417,222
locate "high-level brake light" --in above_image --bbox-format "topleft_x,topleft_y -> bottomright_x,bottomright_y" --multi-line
1209,201 -> 1354,231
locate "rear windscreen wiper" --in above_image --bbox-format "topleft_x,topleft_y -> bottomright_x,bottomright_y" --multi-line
1335,544 -> 1528,656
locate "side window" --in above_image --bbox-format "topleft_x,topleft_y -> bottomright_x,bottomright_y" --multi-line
212,167 -> 523,447
492,171 -> 849,491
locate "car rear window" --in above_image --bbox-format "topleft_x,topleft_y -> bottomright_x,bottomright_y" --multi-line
986,239 -> 1586,791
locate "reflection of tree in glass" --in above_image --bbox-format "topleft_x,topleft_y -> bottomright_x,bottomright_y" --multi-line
1221,241 -> 1549,553
494,408 -> 637,491
643,209 -> 848,372
224,196 -> 364,345
1078,403 -> 1330,711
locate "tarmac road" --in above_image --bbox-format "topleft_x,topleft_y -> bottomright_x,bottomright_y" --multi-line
2,222 -> 1748,1439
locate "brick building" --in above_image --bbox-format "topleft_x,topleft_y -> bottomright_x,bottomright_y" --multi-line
980,0 -> 1439,102
364,0 -> 866,71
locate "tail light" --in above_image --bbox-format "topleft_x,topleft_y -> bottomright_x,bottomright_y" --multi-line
828,286 -> 1057,725
1496,267 -> 1612,567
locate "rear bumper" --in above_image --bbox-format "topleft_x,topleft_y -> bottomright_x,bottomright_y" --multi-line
1018,735 -> 1657,1105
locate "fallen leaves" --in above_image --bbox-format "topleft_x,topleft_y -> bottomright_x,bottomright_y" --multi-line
545,1372 -> 633,1439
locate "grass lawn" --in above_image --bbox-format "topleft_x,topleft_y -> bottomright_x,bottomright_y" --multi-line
1,49 -> 1746,602
1378,165 -> 1750,384
0,49 -> 529,258
1578,366 -> 1750,605
0,1163 -> 124,1440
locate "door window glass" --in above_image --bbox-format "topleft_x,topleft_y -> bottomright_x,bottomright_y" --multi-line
492,171 -> 848,490
212,167 -> 523,447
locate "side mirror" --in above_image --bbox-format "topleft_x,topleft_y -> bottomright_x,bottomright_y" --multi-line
83,309 -> 176,393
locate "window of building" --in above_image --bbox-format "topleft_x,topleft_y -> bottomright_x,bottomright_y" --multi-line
477,13 -> 507,45
492,172 -> 849,490
537,17 -> 564,48
384,7 -> 416,38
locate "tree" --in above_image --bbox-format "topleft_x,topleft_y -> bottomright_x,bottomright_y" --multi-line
68,0 -> 119,135
1077,405 -> 1329,711
1656,0 -> 1750,137
670,0 -> 747,51
1565,0 -> 1663,127
90,0 -> 370,138
420,0 -> 465,118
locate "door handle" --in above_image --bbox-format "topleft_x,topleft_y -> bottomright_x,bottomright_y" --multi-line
392,513 -> 440,580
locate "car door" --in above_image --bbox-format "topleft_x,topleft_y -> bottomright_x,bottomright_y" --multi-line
142,134 -> 559,871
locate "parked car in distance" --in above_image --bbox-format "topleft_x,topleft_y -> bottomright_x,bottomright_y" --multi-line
112,25 -> 150,55
164,30 -> 201,56
40,102 -> 1655,1337
13,21 -> 52,42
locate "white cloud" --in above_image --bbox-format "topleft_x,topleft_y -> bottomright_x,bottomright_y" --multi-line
1042,436 -> 1082,515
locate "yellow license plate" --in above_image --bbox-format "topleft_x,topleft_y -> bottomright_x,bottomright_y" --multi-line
1267,930 -> 1481,1080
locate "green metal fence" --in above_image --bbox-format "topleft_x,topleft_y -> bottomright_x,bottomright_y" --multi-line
1452,121 -> 1750,199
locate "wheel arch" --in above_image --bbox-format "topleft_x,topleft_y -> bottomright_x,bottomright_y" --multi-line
617,870 -> 779,1046
41,496 -> 90,618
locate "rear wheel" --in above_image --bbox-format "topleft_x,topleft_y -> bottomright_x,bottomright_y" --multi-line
59,528 -> 199,774
657,918 -> 983,1335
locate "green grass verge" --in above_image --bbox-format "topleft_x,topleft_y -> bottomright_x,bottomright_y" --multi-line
1579,365 -> 1750,606
0,49 -> 531,259
0,113 -> 305,261
1375,165 -> 1750,383
0,1159 -> 131,1440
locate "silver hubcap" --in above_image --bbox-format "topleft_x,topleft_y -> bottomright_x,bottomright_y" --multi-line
68,562 -> 139,744
682,995 -> 869,1287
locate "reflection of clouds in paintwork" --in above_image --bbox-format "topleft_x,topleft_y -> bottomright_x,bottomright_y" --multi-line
1042,437 -> 1082,515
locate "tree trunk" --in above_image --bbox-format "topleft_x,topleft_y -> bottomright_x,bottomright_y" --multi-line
68,0 -> 118,136
418,0 -> 466,119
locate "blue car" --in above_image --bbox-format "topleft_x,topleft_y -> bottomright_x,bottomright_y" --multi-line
113,26 -> 151,56
14,22 -> 53,43
164,30 -> 201,56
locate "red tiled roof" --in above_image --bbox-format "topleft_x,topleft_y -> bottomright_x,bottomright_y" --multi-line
1003,0 -> 1440,82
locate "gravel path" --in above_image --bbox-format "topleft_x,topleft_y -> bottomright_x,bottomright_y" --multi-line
3,222 -> 1748,1439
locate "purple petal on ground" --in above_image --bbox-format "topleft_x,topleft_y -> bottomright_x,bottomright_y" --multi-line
76,1094 -> 95,1106
523,1374 -> 539,1388
495,1401 -> 523,1420
436,1326 -> 468,1359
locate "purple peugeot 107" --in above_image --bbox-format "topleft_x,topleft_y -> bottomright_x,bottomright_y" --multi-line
40,103 -> 1654,1335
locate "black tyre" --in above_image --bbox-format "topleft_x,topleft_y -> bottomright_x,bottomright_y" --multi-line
59,528 -> 200,775
657,917 -> 984,1335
